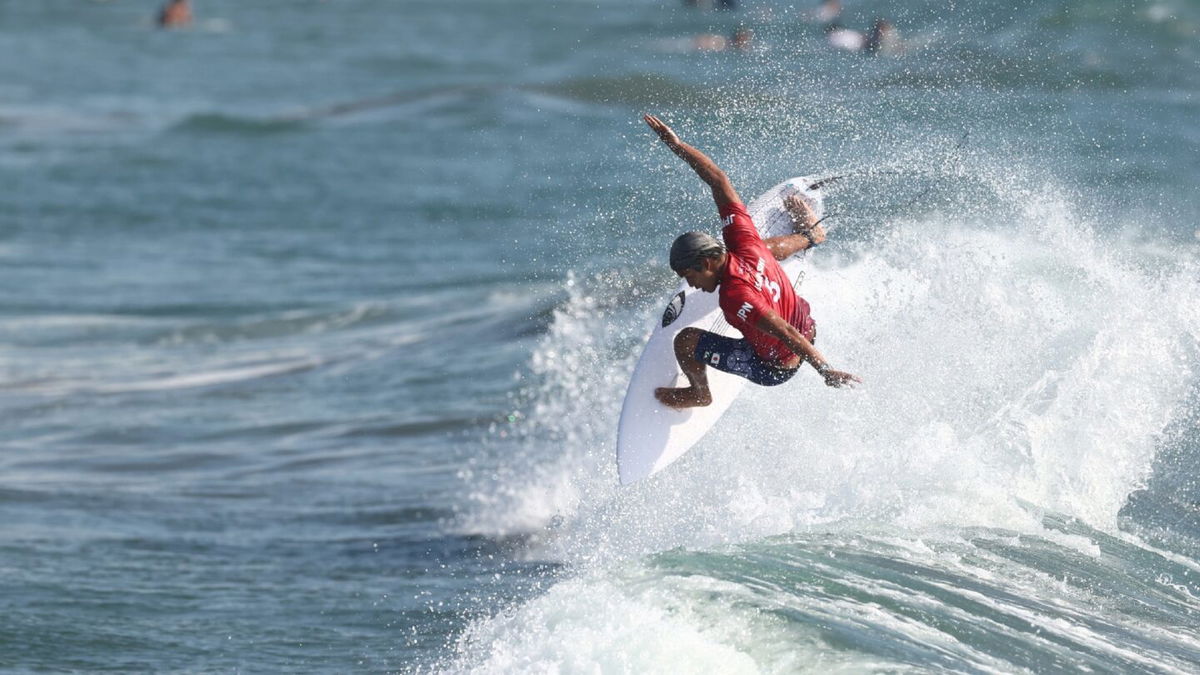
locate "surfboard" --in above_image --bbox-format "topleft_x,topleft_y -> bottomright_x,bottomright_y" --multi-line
616,175 -> 830,485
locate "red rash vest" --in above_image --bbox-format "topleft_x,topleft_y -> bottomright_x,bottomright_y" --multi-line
717,201 -> 814,364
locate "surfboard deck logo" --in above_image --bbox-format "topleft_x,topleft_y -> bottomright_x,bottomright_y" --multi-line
661,291 -> 686,327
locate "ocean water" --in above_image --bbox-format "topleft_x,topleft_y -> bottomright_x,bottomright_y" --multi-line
1,0 -> 1199,671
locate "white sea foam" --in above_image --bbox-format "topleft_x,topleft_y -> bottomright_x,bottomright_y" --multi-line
11,355 -> 324,396
466,175 -> 1200,552
450,571 -> 861,675
454,172 -> 1200,671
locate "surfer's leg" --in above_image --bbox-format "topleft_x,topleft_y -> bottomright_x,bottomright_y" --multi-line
655,327 -> 713,409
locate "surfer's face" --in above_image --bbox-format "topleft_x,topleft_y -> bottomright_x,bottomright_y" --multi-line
678,260 -> 720,293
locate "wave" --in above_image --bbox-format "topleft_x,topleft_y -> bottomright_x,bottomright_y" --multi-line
0,103 -> 142,138
12,355 -> 324,397
149,302 -> 393,347
170,112 -> 306,135
450,158 -> 1200,668
1121,375 -> 1200,557
467,171 -> 1186,540
533,74 -> 711,108
0,303 -> 394,349
273,85 -> 490,122
450,520 -> 1200,672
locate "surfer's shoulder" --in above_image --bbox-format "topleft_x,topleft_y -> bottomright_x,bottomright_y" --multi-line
720,254 -> 755,286
719,200 -> 750,218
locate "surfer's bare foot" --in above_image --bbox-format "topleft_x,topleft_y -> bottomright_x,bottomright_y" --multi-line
655,386 -> 712,409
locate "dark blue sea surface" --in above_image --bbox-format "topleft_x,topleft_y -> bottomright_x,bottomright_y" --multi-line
1,0 -> 1199,671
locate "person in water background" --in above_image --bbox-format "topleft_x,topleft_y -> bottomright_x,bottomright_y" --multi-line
693,26 -> 754,52
823,16 -> 903,54
158,0 -> 192,28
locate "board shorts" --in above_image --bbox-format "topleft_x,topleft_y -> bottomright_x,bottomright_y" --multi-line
693,332 -> 799,387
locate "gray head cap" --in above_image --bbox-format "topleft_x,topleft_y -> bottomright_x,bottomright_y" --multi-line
669,231 -> 723,272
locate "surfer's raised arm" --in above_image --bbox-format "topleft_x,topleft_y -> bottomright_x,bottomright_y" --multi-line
643,114 -> 740,211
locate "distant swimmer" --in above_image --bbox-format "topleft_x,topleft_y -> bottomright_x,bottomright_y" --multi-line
824,18 -> 902,55
823,23 -> 866,52
807,0 -> 842,24
158,0 -> 192,28
642,114 -> 860,409
730,27 -> 753,50
693,27 -> 753,52
864,18 -> 902,55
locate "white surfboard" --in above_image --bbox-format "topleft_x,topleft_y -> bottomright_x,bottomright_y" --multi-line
616,175 -> 831,485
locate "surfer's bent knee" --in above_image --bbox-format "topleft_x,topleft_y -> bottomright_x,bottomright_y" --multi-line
674,327 -> 704,355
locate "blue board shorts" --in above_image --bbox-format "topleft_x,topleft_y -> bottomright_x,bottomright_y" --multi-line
694,332 -> 799,386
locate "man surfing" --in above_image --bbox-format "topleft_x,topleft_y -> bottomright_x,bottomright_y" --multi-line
643,114 -> 860,409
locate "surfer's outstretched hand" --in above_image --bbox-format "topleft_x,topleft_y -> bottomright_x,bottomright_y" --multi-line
644,114 -> 680,146
822,369 -> 861,388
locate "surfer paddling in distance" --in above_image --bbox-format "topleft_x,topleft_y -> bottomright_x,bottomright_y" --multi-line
643,113 -> 860,409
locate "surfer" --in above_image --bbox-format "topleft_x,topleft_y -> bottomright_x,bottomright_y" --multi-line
643,114 -> 860,409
